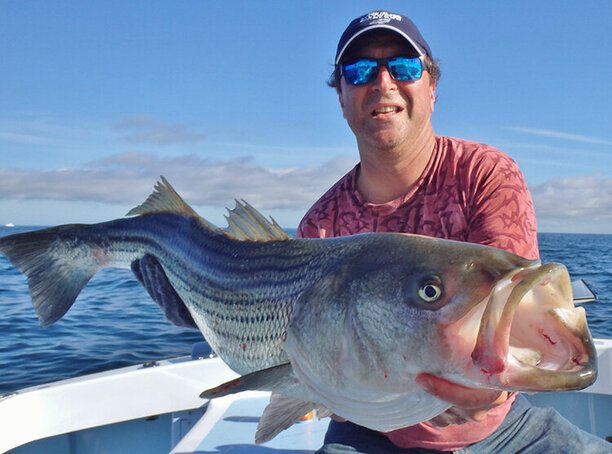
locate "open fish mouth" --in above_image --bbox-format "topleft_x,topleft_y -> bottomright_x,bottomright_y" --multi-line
469,262 -> 597,391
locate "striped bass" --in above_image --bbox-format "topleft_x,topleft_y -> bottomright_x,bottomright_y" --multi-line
0,177 -> 597,443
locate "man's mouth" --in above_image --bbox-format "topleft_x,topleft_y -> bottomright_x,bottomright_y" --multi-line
371,106 -> 402,117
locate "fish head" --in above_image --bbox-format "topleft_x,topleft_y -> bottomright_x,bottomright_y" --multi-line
379,233 -> 598,393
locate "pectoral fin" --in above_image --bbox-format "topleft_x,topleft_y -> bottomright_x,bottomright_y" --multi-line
131,254 -> 197,328
200,363 -> 299,399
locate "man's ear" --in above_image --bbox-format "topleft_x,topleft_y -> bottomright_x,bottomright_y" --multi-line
429,80 -> 437,112
338,89 -> 348,120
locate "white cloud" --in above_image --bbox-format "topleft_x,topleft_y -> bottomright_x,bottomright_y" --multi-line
2,154 -> 610,233
531,174 -> 612,222
0,152 -> 356,211
0,131 -> 51,144
506,127 -> 612,146
114,115 -> 207,145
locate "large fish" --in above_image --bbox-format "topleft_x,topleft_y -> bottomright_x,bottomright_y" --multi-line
0,177 -> 597,443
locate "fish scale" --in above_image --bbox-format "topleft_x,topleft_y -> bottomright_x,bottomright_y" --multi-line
95,213 -> 346,373
169,238 -> 350,372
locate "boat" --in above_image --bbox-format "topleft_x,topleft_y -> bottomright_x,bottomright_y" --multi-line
1,338 -> 611,453
1,281 -> 610,453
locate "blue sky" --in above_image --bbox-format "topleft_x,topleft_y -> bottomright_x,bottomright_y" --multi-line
0,1 -> 610,233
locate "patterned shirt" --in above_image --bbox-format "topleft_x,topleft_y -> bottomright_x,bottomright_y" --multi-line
297,135 -> 539,450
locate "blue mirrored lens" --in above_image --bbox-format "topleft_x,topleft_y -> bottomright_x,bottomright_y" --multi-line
388,57 -> 422,81
342,57 -> 423,85
344,59 -> 379,85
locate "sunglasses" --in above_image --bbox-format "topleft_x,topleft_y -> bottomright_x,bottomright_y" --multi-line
340,56 -> 427,85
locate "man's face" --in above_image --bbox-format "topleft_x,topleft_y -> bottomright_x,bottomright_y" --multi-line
338,36 -> 437,154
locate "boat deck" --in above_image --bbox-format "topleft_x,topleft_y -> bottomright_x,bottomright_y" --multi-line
171,392 -> 328,453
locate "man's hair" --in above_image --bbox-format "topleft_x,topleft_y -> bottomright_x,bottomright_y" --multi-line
328,54 -> 440,92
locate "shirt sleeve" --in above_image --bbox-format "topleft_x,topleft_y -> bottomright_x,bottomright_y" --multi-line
297,201 -> 332,239
465,152 -> 539,260
296,214 -> 319,239
296,169 -> 355,239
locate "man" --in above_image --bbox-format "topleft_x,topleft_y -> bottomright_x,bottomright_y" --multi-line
297,10 -> 609,453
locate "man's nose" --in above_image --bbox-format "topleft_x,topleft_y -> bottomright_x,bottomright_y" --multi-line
371,66 -> 397,91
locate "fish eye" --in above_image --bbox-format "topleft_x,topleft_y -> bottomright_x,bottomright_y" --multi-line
418,279 -> 443,303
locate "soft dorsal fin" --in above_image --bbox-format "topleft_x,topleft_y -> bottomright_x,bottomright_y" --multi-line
224,200 -> 291,242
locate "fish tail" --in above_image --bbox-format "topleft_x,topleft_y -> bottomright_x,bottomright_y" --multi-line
0,225 -> 103,327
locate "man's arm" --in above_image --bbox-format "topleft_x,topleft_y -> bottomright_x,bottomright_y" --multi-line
423,150 -> 538,425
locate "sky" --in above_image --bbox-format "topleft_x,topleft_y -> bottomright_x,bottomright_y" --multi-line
0,1 -> 610,233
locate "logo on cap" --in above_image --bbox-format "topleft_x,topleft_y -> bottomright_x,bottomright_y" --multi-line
360,11 -> 402,25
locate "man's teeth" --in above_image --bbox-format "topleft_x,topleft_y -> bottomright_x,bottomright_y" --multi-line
373,106 -> 399,115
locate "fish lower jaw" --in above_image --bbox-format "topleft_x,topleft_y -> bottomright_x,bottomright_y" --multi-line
466,343 -> 596,392
461,325 -> 597,391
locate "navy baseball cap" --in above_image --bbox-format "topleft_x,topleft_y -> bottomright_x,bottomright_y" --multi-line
335,11 -> 432,64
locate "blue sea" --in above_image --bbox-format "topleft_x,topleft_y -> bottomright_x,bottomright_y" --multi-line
0,227 -> 610,394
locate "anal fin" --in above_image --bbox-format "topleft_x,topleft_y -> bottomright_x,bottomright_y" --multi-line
255,394 -> 317,444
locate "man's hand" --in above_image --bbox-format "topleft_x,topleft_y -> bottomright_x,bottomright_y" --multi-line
416,373 -> 508,428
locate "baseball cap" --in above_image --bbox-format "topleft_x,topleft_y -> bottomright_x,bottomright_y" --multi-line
335,11 -> 432,64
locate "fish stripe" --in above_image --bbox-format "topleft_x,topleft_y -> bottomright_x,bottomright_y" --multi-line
73,212 -> 359,373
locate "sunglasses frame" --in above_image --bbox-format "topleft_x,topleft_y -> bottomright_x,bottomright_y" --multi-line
339,55 -> 428,85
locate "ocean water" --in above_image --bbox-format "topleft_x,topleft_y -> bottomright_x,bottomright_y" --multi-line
0,227 -> 610,394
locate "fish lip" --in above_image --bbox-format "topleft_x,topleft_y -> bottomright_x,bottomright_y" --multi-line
470,263 -> 540,374
470,262 -> 597,391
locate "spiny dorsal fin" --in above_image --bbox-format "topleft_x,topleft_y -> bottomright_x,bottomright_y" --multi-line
224,199 -> 291,242
127,176 -> 198,217
127,176 -> 220,232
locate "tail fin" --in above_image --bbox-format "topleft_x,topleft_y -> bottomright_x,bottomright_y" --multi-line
0,225 -> 101,327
